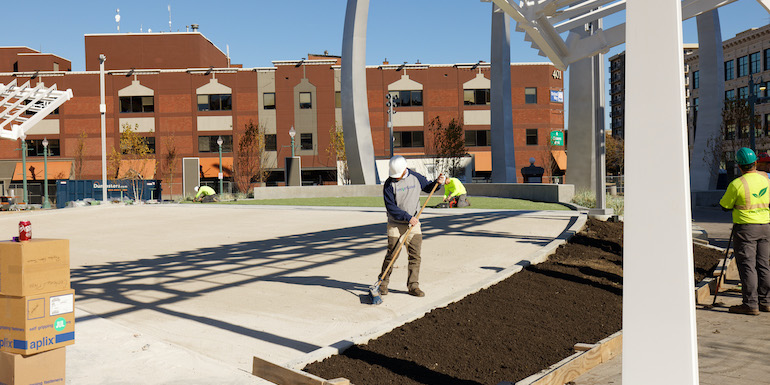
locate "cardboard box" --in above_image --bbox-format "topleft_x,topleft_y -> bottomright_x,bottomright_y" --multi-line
0,239 -> 70,296
0,289 -> 75,355
0,348 -> 66,385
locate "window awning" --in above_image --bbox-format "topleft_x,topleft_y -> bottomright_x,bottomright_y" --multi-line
199,157 -> 233,178
470,151 -> 491,172
551,150 -> 567,170
12,161 -> 72,180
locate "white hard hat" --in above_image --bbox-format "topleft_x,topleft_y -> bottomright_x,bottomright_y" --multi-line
194,186 -> 199,192
389,156 -> 407,178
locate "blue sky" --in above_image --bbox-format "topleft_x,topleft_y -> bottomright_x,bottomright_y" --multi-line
4,1 -> 770,127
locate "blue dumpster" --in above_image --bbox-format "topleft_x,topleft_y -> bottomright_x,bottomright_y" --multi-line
55,180 -> 162,208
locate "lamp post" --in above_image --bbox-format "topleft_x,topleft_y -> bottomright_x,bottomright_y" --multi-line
42,138 -> 50,208
289,126 -> 296,157
749,74 -> 768,152
99,54 -> 107,203
21,138 -> 27,204
385,93 -> 398,157
217,136 -> 224,195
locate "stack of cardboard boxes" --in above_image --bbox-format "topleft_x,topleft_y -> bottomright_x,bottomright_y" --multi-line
0,239 -> 74,384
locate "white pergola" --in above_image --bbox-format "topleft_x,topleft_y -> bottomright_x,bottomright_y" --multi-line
490,1 -> 769,385
491,0 -> 770,70
0,79 -> 73,140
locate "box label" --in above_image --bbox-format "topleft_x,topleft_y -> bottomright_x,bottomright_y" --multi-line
28,298 -> 45,320
50,294 -> 73,316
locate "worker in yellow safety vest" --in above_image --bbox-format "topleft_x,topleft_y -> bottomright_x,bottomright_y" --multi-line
442,177 -> 470,208
719,147 -> 770,315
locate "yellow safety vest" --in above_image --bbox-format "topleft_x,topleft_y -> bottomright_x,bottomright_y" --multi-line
719,171 -> 770,224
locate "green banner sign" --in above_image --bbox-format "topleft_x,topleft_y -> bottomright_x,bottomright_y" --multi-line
550,130 -> 564,146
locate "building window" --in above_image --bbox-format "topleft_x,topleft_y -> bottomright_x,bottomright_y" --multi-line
463,89 -> 490,105
141,137 -> 156,154
300,133 -> 313,150
265,134 -> 277,151
725,123 -> 736,140
393,131 -> 424,148
750,52 -> 761,74
335,91 -> 341,108
725,89 -> 735,100
692,71 -> 699,89
725,60 -> 734,81
388,90 -> 423,107
465,130 -> 490,146
197,94 -> 232,111
299,92 -> 312,109
119,96 -> 154,113
25,139 -> 60,157
765,114 -> 770,136
526,129 -> 538,145
198,135 -> 232,153
737,55 -> 748,77
525,87 -> 537,104
766,50 -> 770,71
738,86 -> 749,100
263,93 -> 275,110
693,97 -> 699,112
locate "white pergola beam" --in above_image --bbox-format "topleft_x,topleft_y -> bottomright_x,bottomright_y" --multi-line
759,0 -> 770,13
555,1 -> 626,33
550,0 -> 620,23
565,23 -> 626,65
681,0 -> 738,20
0,80 -> 73,140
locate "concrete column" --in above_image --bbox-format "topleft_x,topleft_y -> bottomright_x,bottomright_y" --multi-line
593,20 -> 607,211
691,10 -> 725,191
566,27 -> 597,194
490,4 -> 517,183
624,1 -> 699,384
341,0 -> 378,185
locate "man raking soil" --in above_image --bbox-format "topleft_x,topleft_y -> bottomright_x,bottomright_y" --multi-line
368,156 -> 444,305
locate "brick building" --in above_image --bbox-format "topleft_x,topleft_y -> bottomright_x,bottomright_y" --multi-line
0,32 -> 564,203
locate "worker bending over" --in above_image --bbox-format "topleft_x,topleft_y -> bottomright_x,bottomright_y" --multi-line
194,186 -> 219,203
442,176 -> 470,208
719,147 -> 770,315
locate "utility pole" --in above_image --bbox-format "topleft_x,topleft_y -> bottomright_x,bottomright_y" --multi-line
385,93 -> 398,157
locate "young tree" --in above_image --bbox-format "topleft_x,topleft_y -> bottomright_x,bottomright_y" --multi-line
73,130 -> 87,180
605,132 -> 625,176
326,122 -> 349,184
233,120 -> 270,194
428,116 -> 467,177
704,99 -> 764,181
109,123 -> 156,201
163,135 -> 179,199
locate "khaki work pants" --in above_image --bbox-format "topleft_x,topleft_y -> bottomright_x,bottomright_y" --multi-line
379,222 -> 422,290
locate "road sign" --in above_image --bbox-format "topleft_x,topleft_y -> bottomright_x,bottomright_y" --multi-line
550,130 -> 564,146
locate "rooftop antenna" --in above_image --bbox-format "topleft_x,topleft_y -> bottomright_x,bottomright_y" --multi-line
168,5 -> 172,32
115,9 -> 121,32
226,44 -> 230,67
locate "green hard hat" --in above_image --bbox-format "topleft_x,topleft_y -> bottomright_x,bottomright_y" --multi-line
736,147 -> 758,165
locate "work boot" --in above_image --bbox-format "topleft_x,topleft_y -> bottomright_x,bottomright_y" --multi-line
378,285 -> 388,296
728,304 -> 760,315
760,304 -> 770,312
408,287 -> 425,297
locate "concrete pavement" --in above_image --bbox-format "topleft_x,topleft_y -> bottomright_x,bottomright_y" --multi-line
0,204 -> 583,384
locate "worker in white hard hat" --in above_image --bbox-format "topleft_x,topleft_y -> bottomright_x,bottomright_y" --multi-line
378,155 -> 445,298
193,185 -> 218,202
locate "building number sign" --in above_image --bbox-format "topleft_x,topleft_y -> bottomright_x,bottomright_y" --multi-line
552,70 -> 562,79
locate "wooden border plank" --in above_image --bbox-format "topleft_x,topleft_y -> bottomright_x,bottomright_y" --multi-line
252,356 -> 331,385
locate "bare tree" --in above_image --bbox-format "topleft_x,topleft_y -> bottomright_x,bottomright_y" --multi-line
73,130 -> 87,179
233,120 -> 270,193
326,122 -> 349,184
428,116 -> 467,177
163,135 -> 179,199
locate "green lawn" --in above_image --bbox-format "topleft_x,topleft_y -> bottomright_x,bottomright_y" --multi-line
216,196 -> 570,211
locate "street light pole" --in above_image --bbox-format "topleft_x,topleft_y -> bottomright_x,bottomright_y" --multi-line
386,93 -> 398,158
99,54 -> 108,203
749,74 -> 758,152
21,138 -> 27,204
42,138 -> 50,208
289,126 -> 296,157
217,136 -> 224,195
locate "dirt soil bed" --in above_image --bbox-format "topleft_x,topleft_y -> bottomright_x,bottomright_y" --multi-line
304,219 -> 723,385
